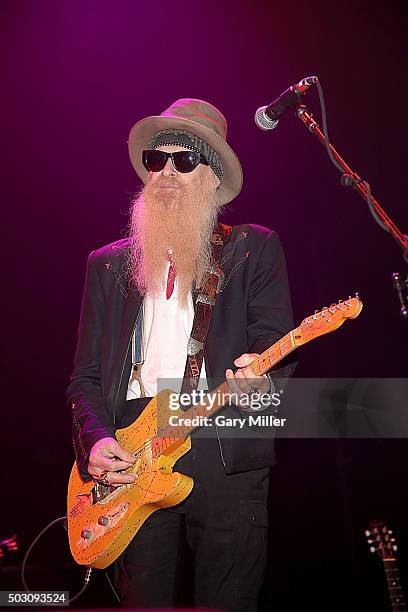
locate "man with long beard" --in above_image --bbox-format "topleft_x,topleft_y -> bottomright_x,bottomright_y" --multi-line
67,99 -> 294,611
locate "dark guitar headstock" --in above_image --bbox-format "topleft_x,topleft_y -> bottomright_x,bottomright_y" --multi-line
365,520 -> 398,560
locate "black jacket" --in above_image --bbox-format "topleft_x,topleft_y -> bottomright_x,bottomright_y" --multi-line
67,223 -> 295,480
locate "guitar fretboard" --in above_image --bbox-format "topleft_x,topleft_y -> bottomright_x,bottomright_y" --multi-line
384,559 -> 407,611
148,330 -> 297,458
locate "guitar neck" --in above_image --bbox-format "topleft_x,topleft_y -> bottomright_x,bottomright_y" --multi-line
151,296 -> 362,458
384,559 -> 407,611
157,330 -> 297,442
247,330 -> 297,377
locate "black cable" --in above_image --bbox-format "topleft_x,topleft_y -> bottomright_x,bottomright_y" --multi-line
314,78 -> 390,234
314,79 -> 344,173
353,178 -> 389,233
21,515 -> 93,605
104,569 -> 121,604
68,567 -> 93,605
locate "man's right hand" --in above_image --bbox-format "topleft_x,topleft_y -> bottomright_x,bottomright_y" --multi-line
88,437 -> 137,487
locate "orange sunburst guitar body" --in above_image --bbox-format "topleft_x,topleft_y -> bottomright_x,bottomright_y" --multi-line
67,393 -> 193,569
67,295 -> 363,569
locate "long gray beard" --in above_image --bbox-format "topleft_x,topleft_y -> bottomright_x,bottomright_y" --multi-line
127,184 -> 221,308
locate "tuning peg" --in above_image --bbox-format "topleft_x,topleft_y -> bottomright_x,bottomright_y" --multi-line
369,546 -> 376,553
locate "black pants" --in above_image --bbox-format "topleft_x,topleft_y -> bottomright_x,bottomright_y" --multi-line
115,437 -> 269,611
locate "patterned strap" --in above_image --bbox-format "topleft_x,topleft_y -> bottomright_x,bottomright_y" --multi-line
180,223 -> 233,399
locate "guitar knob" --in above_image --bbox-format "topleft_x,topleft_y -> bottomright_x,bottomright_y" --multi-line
81,529 -> 92,540
98,516 -> 110,526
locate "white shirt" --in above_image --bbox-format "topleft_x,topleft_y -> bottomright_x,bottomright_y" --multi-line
126,260 -> 207,399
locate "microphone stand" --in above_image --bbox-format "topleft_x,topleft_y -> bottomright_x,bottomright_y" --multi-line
294,103 -> 408,318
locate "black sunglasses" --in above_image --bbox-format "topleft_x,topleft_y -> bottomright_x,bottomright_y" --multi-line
142,149 -> 209,174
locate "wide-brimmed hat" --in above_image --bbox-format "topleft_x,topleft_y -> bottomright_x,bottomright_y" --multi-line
128,98 -> 243,204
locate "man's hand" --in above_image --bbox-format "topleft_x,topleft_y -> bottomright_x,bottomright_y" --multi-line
88,437 -> 137,487
225,353 -> 270,404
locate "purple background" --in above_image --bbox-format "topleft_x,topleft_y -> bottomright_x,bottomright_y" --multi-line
2,0 -> 407,608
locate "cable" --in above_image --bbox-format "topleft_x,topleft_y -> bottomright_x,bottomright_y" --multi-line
68,567 -> 93,605
314,78 -> 390,234
21,515 -> 93,605
104,569 -> 121,604
314,78 -> 344,173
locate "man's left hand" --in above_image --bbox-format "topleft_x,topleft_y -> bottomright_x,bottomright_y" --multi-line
225,353 -> 270,400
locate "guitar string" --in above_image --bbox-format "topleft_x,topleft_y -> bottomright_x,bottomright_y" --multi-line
106,303 -> 355,484
123,324 -> 309,460
121,328 -> 294,466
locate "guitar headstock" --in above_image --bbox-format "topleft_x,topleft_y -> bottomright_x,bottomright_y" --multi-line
365,520 -> 398,560
292,295 -> 363,347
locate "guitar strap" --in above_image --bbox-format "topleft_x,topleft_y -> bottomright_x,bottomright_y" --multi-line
180,222 -> 233,397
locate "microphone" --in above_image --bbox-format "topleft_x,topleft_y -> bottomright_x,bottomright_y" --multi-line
255,76 -> 318,131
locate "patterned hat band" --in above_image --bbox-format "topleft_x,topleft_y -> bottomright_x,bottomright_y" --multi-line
148,129 -> 224,180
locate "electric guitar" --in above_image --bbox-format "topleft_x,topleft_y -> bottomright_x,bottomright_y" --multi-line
365,520 -> 407,611
67,295 -> 363,569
